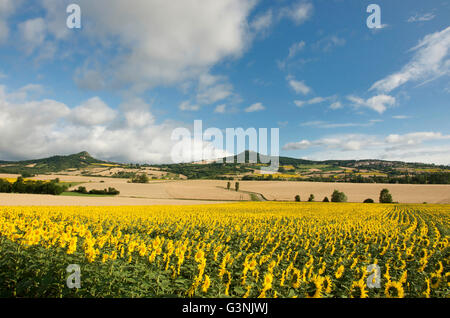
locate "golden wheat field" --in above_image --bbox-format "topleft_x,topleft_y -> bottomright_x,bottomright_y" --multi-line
0,202 -> 448,298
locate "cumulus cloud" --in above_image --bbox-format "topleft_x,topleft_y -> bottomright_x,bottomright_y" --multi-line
288,41 -> 306,58
214,104 -> 227,114
195,74 -> 234,105
250,9 -> 273,35
179,101 -> 200,111
39,0 -> 257,90
330,101 -> 342,110
279,1 -> 313,25
392,115 -> 411,119
0,84 -> 225,163
347,94 -> 396,114
245,102 -> 265,112
282,132 -> 450,164
294,96 -> 338,108
313,35 -> 346,52
18,18 -> 47,54
370,26 -> 450,93
287,76 -> 311,95
70,97 -> 118,126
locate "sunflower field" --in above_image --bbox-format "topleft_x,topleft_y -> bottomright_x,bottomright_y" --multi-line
0,202 -> 448,298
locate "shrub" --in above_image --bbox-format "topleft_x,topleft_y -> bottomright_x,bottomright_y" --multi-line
308,194 -> 315,202
295,195 -> 301,202
131,173 -> 149,184
379,188 -> 393,203
74,186 -> 88,194
331,190 -> 347,202
363,198 -> 374,203
322,196 -> 329,202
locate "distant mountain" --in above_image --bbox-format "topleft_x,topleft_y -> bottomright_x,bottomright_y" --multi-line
0,151 -> 113,174
222,150 -> 315,165
220,150 -> 446,168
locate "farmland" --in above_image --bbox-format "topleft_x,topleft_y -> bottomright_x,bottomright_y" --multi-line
0,203 -> 448,298
1,175 -> 450,205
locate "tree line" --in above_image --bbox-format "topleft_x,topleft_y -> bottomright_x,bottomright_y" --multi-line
0,177 -> 67,195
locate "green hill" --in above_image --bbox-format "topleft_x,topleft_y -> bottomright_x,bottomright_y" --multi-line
0,151 -> 112,175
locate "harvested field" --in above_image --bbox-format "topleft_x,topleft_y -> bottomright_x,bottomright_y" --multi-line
1,174 -> 449,204
238,181 -> 450,203
0,193 -> 226,206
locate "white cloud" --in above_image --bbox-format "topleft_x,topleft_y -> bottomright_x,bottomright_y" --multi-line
370,26 -> 450,93
280,1 -> 313,25
6,84 -> 45,102
40,0 -> 257,90
283,139 -> 311,150
70,97 -> 118,126
179,101 -> 200,111
294,100 -> 305,107
0,83 -> 226,163
0,0 -> 18,43
294,96 -> 337,108
300,120 -> 381,129
120,97 -> 155,128
385,132 -> 450,146
245,102 -> 265,112
288,41 -> 306,58
214,104 -> 226,113
282,132 -> 450,164
250,9 -> 273,35
392,115 -> 411,119
347,94 -> 396,114
287,76 -> 311,95
307,97 -> 326,104
330,101 -> 342,110
313,35 -> 346,52
407,13 -> 436,23
196,74 -> 233,105
18,18 -> 47,54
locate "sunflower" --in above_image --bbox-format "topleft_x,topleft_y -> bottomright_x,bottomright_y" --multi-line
291,269 -> 301,289
430,273 -> 441,289
435,261 -> 443,275
194,250 -> 205,262
349,279 -> 369,298
423,278 -> 431,298
419,248 -> 428,260
322,276 -> 333,294
305,276 -> 323,298
384,281 -> 404,298
335,265 -> 345,279
202,275 -> 211,293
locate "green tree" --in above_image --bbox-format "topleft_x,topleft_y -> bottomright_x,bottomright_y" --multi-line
379,188 -> 393,203
363,198 -> 374,203
131,173 -> 149,183
227,182 -> 231,190
235,182 -> 240,192
295,195 -> 301,202
331,190 -> 347,202
322,196 -> 329,202
308,194 -> 315,202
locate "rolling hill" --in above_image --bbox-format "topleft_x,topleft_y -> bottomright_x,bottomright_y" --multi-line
0,150 -> 449,183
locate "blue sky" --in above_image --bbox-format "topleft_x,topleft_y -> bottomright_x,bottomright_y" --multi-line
0,0 -> 449,164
